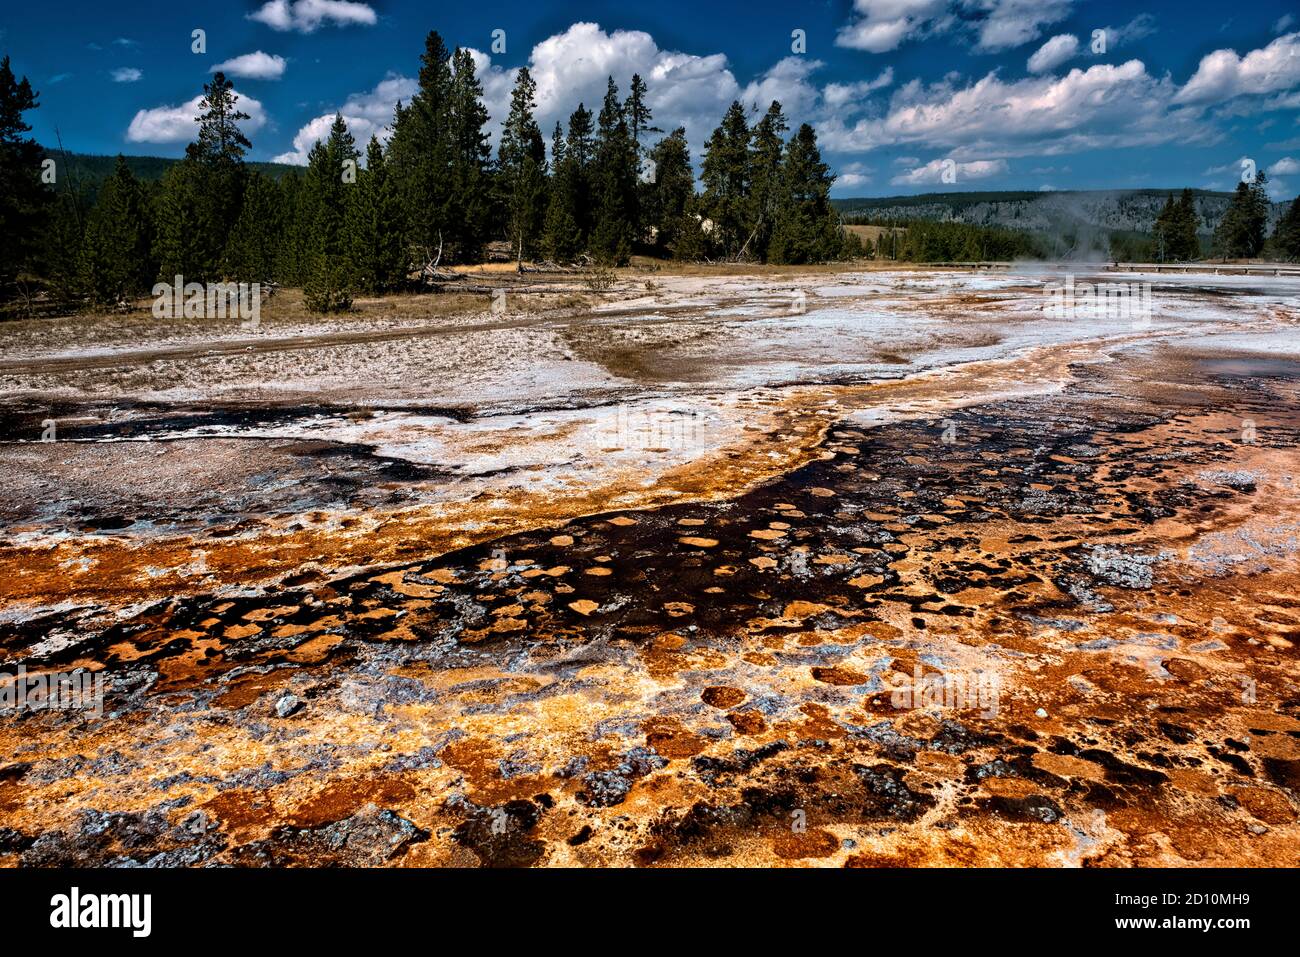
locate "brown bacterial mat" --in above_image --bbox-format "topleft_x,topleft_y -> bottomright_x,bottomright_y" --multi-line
1,344 -> 1298,867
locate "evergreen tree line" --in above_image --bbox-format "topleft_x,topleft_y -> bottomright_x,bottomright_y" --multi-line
1214,172 -> 1291,260
1,35 -> 862,313
845,180 -> 1300,264
1152,188 -> 1201,261
1,55 -> 53,296
1155,174 -> 1300,261
1274,196 -> 1300,262
842,217 -> 1043,262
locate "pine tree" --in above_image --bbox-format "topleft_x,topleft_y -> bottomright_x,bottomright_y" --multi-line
646,127 -> 694,255
700,101 -> 750,258
0,56 -> 50,294
542,122 -> 582,262
80,156 -> 154,303
224,171 -> 284,283
1213,182 -> 1248,258
498,67 -> 547,265
565,104 -> 596,242
768,124 -> 841,264
277,170 -> 309,286
347,136 -> 407,293
1272,196 -> 1300,261
153,158 -> 211,280
745,101 -> 788,261
1246,171 -> 1271,256
154,72 -> 252,281
624,73 -> 658,239
841,228 -> 865,259
190,72 -> 250,270
590,77 -> 637,264
624,74 -> 657,154
302,114 -> 358,312
387,32 -> 455,273
1215,173 -> 1270,258
1174,188 -> 1200,260
447,48 -> 493,263
672,193 -> 710,261
189,71 -> 251,167
40,186 -> 88,298
1153,194 -> 1177,262
565,104 -> 597,167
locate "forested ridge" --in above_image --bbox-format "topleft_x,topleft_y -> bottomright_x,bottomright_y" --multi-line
840,184 -> 1300,263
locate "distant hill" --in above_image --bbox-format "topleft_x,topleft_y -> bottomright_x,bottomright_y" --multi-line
832,188 -> 1289,250
38,148 -> 299,193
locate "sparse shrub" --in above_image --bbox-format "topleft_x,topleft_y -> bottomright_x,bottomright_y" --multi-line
303,257 -> 353,313
585,263 -> 616,291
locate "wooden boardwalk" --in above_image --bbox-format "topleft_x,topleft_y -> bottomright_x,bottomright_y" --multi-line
1105,262 -> 1300,277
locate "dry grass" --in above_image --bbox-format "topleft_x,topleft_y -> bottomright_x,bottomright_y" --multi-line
844,224 -> 905,248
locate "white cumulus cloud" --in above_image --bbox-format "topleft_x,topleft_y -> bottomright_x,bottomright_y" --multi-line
211,52 -> 287,80
835,0 -> 950,53
836,0 -> 1076,55
823,68 -> 895,111
1027,34 -> 1078,74
248,0 -> 377,34
274,22 -> 746,165
1095,14 -> 1157,50
272,72 -> 417,164
836,162 -> 874,189
972,0 -> 1075,52
126,90 -> 267,144
110,67 -> 142,83
891,156 -> 1008,185
1175,32 -> 1300,105
820,59 -> 1199,158
519,21 -> 740,147
740,56 -> 826,119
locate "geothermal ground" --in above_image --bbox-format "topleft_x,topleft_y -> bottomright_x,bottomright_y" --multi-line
1,265 -> 1298,867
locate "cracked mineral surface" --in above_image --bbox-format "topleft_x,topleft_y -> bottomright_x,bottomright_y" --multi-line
1,266 -> 1298,867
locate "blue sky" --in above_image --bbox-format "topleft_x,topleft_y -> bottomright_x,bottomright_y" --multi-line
3,0 -> 1299,197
